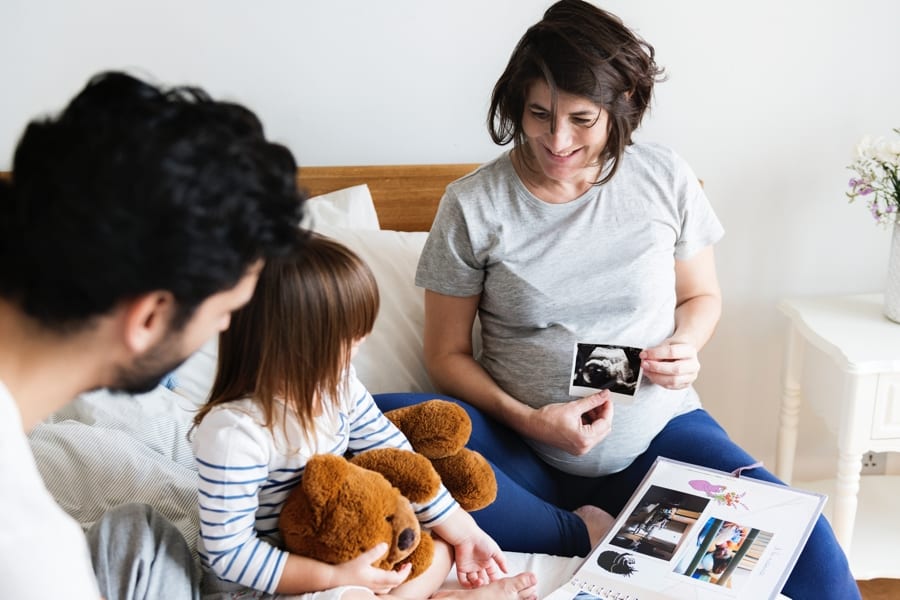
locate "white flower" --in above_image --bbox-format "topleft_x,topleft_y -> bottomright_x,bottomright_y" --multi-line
856,135 -> 876,158
878,140 -> 900,166
846,128 -> 900,226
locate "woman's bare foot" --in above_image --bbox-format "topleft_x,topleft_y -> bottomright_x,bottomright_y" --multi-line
432,572 -> 538,600
574,504 -> 615,547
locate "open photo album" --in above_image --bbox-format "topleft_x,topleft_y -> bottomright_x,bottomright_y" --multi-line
544,458 -> 825,600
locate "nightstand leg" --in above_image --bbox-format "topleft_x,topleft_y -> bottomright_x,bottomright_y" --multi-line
777,325 -> 804,484
833,449 -> 861,552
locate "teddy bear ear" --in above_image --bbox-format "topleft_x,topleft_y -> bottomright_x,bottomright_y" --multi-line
303,454 -> 350,511
384,399 -> 471,459
351,448 -> 441,504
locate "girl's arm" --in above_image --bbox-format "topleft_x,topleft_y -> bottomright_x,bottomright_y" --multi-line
194,414 -> 289,594
422,290 -> 613,456
344,379 -> 460,527
275,543 -> 411,594
196,409 -> 414,595
344,375 -> 511,587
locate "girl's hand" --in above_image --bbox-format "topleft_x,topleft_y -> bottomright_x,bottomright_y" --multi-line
433,509 -> 508,588
529,391 -> 613,455
452,527 -> 507,588
640,339 -> 700,389
329,543 -> 411,594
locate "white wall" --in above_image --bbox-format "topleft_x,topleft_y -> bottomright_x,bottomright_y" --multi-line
3,0 -> 899,479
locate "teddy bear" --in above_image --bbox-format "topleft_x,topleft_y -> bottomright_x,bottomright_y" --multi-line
383,399 -> 497,511
278,399 -> 497,582
279,448 -> 441,580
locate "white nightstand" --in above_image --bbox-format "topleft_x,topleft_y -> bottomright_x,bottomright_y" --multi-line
776,294 -> 900,569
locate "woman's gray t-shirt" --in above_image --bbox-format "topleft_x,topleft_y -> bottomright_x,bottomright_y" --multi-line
415,144 -> 724,476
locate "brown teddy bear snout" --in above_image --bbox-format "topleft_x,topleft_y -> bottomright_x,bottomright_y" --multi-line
397,527 -> 417,551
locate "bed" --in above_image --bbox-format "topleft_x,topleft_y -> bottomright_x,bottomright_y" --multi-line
28,163 -> 583,598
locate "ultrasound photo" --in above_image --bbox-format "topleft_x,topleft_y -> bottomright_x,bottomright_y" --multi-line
570,342 -> 643,399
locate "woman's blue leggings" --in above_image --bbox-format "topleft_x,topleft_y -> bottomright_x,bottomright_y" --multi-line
374,393 -> 861,600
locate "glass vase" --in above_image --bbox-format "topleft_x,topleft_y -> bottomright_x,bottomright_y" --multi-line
885,223 -> 900,323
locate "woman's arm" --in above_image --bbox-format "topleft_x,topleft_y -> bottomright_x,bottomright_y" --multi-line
422,291 -> 524,426
639,245 -> 722,389
423,290 -> 612,456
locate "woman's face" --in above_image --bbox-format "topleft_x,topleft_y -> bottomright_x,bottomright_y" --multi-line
520,79 -> 610,187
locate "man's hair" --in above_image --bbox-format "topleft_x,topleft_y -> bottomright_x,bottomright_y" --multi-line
0,71 -> 305,331
488,0 -> 666,184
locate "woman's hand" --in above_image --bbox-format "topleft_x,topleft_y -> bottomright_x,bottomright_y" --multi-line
328,543 -> 411,594
529,391 -> 613,455
639,338 -> 700,390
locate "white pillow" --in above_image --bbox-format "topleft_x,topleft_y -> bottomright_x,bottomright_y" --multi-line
172,226 -> 436,400
167,336 -> 218,408
300,183 -> 380,231
315,222 -> 435,394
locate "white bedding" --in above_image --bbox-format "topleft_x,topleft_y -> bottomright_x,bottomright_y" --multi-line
30,387 -> 202,559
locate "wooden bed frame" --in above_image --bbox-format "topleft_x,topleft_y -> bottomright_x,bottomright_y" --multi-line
297,164 -> 478,232
0,163 -> 478,233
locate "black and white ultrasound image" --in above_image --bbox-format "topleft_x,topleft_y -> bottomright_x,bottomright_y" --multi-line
571,343 -> 642,396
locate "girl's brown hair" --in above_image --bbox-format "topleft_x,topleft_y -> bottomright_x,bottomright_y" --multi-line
193,233 -> 379,437
488,0 -> 666,184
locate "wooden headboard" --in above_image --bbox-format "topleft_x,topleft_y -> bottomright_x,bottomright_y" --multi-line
297,163 -> 477,232
0,163 -> 478,233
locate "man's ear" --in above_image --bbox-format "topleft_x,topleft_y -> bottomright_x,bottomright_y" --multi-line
121,292 -> 176,354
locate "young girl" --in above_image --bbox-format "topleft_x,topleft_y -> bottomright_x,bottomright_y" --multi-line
192,234 -> 537,600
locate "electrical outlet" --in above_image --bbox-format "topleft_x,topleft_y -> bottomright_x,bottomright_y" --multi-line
861,451 -> 887,475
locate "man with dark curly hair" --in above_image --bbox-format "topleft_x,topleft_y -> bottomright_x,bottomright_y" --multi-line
0,71 -> 306,600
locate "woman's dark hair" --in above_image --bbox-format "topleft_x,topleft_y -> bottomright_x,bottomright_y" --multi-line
488,0 -> 666,184
194,234 -> 380,439
0,71 -> 306,332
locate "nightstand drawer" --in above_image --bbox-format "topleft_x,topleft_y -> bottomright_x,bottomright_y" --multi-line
873,374 -> 900,440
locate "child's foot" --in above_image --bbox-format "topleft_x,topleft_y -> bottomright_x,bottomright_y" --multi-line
433,572 -> 538,600
574,504 -> 615,546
